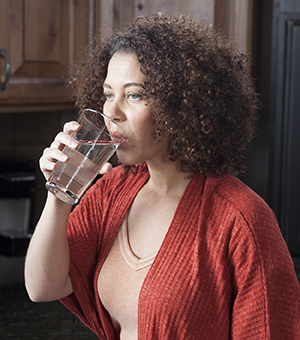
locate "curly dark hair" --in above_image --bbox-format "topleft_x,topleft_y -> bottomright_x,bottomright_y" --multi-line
69,13 -> 258,176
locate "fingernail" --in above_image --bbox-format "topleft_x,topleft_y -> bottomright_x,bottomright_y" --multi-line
71,140 -> 78,148
62,155 -> 68,161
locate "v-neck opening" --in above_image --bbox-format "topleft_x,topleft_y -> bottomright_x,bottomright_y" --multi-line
118,213 -> 157,271
93,165 -> 203,340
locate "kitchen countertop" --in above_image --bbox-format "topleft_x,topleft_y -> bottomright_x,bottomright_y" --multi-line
0,285 -> 98,339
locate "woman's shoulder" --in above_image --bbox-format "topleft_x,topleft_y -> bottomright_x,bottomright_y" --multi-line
199,174 -> 278,232
202,175 -> 290,266
207,174 -> 272,214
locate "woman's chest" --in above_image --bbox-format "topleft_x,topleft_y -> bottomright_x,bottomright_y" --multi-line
97,221 -> 155,340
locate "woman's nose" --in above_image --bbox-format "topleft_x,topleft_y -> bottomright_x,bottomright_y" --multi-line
104,98 -> 125,123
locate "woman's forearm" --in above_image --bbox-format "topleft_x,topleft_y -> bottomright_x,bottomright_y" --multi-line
25,192 -> 73,302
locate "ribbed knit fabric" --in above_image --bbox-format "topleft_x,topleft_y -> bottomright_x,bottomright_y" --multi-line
60,163 -> 300,340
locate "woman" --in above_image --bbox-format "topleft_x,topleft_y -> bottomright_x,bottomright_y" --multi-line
25,13 -> 300,340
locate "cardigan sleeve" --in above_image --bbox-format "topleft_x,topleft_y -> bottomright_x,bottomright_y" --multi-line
228,202 -> 300,339
60,165 -> 147,339
59,179 -> 108,338
60,167 -> 129,339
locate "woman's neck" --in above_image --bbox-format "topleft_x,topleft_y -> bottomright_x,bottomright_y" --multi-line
145,159 -> 193,199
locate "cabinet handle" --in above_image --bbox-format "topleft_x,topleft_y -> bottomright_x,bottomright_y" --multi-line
0,48 -> 11,92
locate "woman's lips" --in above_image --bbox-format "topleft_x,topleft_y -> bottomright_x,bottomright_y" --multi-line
119,138 -> 127,146
110,131 -> 127,145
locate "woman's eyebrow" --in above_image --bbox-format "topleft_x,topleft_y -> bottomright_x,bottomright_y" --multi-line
103,82 -> 143,89
123,82 -> 143,89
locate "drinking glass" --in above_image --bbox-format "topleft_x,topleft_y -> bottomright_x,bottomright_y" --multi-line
45,109 -> 126,205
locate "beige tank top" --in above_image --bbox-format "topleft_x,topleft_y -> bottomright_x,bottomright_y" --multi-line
97,214 -> 157,340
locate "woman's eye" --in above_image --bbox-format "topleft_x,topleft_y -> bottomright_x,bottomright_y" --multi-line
103,93 -> 114,101
128,93 -> 142,100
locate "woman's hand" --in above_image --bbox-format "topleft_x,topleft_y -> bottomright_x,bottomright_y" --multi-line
99,162 -> 113,174
40,121 -> 80,180
40,121 -> 113,181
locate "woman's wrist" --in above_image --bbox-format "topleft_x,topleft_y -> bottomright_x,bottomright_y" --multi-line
46,191 -> 73,213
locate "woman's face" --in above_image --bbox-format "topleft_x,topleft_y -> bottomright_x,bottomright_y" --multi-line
103,52 -> 169,166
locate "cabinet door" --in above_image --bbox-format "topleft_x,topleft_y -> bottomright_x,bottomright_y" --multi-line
0,0 -> 89,109
96,0 -> 214,35
269,0 -> 300,258
134,0 -> 214,24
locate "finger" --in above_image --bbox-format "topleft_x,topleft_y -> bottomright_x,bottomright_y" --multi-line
39,121 -> 80,180
40,157 -> 57,174
63,121 -> 81,134
99,162 -> 113,175
39,147 -> 69,179
50,121 -> 80,150
52,131 -> 79,151
43,147 -> 69,163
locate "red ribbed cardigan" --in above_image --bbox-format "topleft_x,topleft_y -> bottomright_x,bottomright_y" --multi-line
60,163 -> 300,339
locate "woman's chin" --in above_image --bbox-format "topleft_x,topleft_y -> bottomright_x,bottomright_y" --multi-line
116,152 -> 137,167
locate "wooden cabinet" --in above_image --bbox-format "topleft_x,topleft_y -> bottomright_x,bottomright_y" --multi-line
268,0 -> 300,259
0,0 -> 215,112
0,0 -> 90,112
133,0 -> 214,25
0,0 -> 252,113
96,0 -> 214,37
